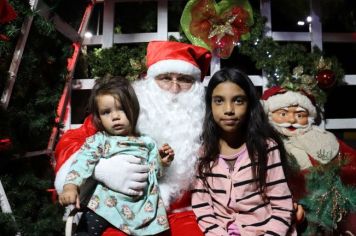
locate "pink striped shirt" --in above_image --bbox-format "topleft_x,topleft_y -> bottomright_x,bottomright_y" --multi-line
192,141 -> 297,236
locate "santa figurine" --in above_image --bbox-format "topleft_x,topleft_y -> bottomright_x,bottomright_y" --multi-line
54,40 -> 211,236
261,86 -> 356,235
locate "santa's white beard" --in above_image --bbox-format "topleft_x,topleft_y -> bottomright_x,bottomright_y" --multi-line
270,116 -> 314,137
133,78 -> 205,208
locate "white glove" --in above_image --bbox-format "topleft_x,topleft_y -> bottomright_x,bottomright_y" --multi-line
55,151 -> 79,194
94,155 -> 149,196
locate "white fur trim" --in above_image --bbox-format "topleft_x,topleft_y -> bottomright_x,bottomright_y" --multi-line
263,91 -> 317,118
147,59 -> 201,80
54,151 -> 78,194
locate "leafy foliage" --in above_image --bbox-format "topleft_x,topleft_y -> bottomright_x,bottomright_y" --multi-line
238,13 -> 344,109
0,160 -> 65,236
0,0 -> 72,235
87,44 -> 147,81
0,1 -> 72,153
300,158 -> 356,235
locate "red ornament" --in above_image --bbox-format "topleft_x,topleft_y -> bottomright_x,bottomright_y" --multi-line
316,69 -> 336,89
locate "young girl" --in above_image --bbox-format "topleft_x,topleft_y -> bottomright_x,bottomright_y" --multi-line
59,76 -> 174,236
192,68 -> 296,236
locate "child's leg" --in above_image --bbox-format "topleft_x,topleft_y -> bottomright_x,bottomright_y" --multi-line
75,209 -> 110,236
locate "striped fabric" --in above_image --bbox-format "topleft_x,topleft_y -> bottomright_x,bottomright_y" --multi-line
192,141 -> 296,236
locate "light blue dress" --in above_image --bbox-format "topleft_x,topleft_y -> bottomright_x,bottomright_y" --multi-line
65,131 -> 169,235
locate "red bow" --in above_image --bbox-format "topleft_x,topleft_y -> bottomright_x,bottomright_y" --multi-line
189,0 -> 250,58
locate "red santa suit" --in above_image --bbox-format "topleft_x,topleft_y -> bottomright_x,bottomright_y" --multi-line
54,41 -> 212,236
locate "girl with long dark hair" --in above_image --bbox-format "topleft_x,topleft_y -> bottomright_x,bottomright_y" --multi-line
192,68 -> 296,235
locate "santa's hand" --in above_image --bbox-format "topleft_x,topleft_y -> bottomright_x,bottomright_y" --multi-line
94,155 -> 149,196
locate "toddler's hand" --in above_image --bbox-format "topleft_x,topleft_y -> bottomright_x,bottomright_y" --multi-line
159,143 -> 174,167
59,184 -> 81,209
294,203 -> 305,224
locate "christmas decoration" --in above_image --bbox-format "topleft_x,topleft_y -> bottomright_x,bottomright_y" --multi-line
237,14 -> 344,110
315,57 -> 337,89
180,0 -> 253,58
316,69 -> 336,89
0,0 -> 351,235
300,157 -> 356,235
0,138 -> 12,152
0,0 -> 17,24
243,13 -> 349,236
0,0 -> 72,234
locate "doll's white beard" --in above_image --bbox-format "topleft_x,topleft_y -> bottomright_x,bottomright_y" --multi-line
133,78 -> 205,208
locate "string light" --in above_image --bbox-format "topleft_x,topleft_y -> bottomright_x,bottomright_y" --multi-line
84,31 -> 93,38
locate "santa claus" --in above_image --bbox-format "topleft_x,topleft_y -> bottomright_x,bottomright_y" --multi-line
261,86 -> 356,234
54,41 -> 212,236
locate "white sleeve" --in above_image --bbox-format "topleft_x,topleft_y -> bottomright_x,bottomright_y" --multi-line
54,151 -> 79,194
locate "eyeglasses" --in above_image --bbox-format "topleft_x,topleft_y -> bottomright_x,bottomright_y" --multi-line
154,74 -> 195,90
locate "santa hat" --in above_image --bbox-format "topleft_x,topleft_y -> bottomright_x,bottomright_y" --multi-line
146,41 -> 212,80
261,86 -> 317,118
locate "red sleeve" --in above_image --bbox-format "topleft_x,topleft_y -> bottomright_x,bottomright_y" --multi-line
339,139 -> 356,186
54,115 -> 97,173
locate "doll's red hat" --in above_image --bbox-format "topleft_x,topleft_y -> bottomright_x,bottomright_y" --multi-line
261,86 -> 317,118
146,41 -> 212,80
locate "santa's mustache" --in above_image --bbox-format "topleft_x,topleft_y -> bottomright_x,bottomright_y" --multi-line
272,122 -> 309,129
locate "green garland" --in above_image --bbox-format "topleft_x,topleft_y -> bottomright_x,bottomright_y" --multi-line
237,13 -> 344,108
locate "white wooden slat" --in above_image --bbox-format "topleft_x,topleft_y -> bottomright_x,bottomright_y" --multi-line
102,0 -> 115,48
325,118 -> 356,130
344,75 -> 356,85
260,0 -> 272,37
72,79 -> 95,90
271,32 -> 311,42
114,33 -> 164,43
157,0 -> 168,40
310,0 -> 323,50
